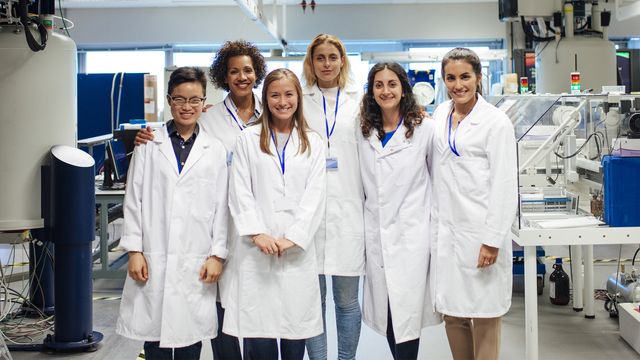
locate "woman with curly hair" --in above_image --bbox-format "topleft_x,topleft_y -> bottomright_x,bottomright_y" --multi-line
301,33 -> 364,360
134,39 -> 267,360
357,62 -> 441,360
204,39 -> 267,150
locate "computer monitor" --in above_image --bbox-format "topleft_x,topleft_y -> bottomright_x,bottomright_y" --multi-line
106,139 -> 129,183
617,49 -> 640,93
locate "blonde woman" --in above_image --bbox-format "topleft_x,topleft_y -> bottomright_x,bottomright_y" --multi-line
225,68 -> 326,360
301,33 -> 365,360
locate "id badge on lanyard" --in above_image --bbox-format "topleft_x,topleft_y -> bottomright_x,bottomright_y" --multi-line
321,86 -> 341,170
326,157 -> 338,171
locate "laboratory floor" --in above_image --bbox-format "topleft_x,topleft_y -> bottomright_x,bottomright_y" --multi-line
7,244 -> 640,360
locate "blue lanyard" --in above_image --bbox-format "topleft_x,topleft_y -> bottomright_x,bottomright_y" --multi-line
224,98 -> 248,131
319,86 -> 340,143
447,109 -> 461,157
270,130 -> 291,174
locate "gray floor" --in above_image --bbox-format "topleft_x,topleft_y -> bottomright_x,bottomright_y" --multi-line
7,244 -> 640,360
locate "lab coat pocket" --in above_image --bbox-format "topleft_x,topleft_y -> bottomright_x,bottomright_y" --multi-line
452,228 -> 483,270
179,255 -> 217,332
141,253 -> 166,292
284,246 -> 313,272
451,156 -> 489,195
120,253 -> 166,335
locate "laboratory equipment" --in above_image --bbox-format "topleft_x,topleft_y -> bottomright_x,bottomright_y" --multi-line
0,10 -> 76,232
0,0 -> 49,52
602,156 -> 640,227
500,0 -> 617,94
503,93 -> 640,360
43,145 -> 103,351
616,50 -> 640,93
105,139 -> 130,184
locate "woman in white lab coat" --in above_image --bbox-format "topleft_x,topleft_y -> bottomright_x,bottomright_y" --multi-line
134,40 -> 267,360
430,48 -> 518,360
301,33 -> 365,360
225,68 -> 326,360
357,62 -> 441,360
204,40 -> 267,360
203,40 -> 266,150
116,67 -> 229,358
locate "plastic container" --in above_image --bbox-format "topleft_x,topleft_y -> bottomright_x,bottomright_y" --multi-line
602,156 -> 640,226
549,258 -> 571,306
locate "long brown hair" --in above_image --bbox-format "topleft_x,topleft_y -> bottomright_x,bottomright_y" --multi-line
302,33 -> 351,89
360,62 -> 423,140
259,68 -> 311,156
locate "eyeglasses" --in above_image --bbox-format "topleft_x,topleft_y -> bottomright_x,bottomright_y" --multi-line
168,96 -> 206,106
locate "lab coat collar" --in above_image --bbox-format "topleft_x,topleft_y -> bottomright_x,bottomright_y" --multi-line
367,122 -> 412,156
222,92 -> 262,117
223,92 -> 263,125
303,82 -> 359,108
179,130 -> 212,178
453,94 -> 486,126
153,124 -> 212,178
252,124 -> 302,172
154,127 -> 180,176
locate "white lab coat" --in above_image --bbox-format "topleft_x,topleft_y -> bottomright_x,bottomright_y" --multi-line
430,95 -> 518,318
357,118 -> 441,343
116,125 -> 229,348
199,93 -> 262,308
199,93 -> 262,152
302,84 -> 365,276
224,124 -> 326,339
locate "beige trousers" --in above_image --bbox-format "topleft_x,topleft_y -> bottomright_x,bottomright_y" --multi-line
443,315 -> 502,360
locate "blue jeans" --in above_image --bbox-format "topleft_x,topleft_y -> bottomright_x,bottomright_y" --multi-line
143,340 -> 202,360
306,275 -> 361,360
243,338 -> 305,360
211,301 -> 242,360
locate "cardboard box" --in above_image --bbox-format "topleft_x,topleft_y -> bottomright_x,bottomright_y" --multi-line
144,74 -> 158,122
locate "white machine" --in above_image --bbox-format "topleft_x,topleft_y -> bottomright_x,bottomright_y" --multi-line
0,1 -> 77,231
500,0 -> 617,94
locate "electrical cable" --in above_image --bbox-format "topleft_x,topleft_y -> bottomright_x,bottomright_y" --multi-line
17,0 -> 47,52
57,0 -> 71,37
632,246 -> 640,266
520,17 -> 555,42
535,40 -> 552,58
555,37 -> 563,64
51,14 -> 74,30
554,131 -> 605,160
0,237 -> 56,345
